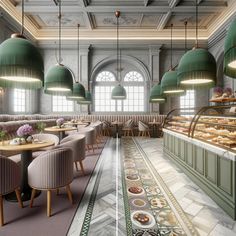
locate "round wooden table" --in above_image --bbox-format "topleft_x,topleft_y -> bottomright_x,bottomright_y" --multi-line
44,126 -> 77,141
0,140 -> 54,201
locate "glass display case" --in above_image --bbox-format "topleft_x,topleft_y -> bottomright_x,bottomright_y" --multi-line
164,105 -> 236,152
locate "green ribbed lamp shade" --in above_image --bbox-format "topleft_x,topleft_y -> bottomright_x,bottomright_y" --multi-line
44,64 -> 73,95
77,91 -> 92,104
67,82 -> 85,101
111,84 -> 126,100
161,70 -> 185,96
224,18 -> 236,78
0,37 -> 44,89
149,84 -> 166,103
177,48 -> 216,88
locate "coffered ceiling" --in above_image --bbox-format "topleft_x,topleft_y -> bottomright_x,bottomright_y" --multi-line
0,0 -> 236,45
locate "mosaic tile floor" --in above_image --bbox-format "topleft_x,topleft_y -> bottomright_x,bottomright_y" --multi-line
68,137 -> 236,236
136,137 -> 236,236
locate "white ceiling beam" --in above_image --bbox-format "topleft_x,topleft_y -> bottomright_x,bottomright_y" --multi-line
169,0 -> 181,8
19,5 -> 227,14
80,0 -> 93,30
157,12 -> 171,30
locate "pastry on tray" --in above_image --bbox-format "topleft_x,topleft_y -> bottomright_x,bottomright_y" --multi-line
133,213 -> 150,224
128,187 -> 143,194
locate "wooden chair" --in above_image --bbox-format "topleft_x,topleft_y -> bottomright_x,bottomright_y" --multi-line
122,119 -> 135,137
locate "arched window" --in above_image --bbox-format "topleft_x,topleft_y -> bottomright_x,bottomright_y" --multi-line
94,70 -> 145,112
123,71 -> 145,112
94,71 -> 116,112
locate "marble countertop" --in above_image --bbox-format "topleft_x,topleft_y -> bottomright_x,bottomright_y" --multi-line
163,128 -> 236,161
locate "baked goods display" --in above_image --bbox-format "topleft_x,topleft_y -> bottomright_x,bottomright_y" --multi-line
165,113 -> 236,151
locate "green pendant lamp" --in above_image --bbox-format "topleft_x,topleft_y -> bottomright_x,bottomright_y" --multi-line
77,90 -> 92,104
67,24 -> 85,100
177,0 -> 216,88
0,0 -> 44,89
161,24 -> 185,95
224,18 -> 236,78
149,84 -> 166,103
44,0 -> 73,95
111,11 -> 127,100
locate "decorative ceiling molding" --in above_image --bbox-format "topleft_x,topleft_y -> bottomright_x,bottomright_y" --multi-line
0,0 -> 233,49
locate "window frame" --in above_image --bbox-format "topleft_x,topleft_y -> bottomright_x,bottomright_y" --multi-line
52,95 -> 74,113
13,88 -> 26,113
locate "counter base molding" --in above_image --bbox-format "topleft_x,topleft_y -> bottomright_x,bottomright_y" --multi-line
163,129 -> 236,220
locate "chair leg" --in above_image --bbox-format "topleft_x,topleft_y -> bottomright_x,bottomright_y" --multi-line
30,188 -> 36,208
15,188 -> 23,208
86,145 -> 90,152
0,195 -> 3,226
79,161 -> 85,175
148,131 -> 151,137
56,188 -> 60,195
66,185 -> 73,204
47,190 -> 51,217
131,130 -> 134,136
92,145 -> 95,153
96,141 -> 99,149
74,162 -> 79,171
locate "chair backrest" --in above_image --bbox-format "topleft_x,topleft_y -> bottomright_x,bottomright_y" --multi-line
60,135 -> 86,162
28,148 -> 74,189
138,121 -> 149,131
32,133 -> 59,146
0,155 -> 20,195
78,127 -> 96,145
124,119 -> 134,128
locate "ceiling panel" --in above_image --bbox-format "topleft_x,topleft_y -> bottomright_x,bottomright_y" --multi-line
91,13 -> 141,28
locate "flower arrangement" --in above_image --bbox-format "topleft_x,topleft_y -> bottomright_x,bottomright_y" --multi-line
213,87 -> 223,97
36,122 -> 46,133
16,124 -> 33,138
56,118 -> 64,128
223,87 -> 233,96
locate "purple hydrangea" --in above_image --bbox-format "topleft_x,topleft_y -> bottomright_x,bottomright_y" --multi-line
224,87 -> 232,95
16,124 -> 33,137
213,87 -> 223,96
56,118 -> 64,126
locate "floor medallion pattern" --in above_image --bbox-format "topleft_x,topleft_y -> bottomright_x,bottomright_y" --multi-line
121,138 -> 198,236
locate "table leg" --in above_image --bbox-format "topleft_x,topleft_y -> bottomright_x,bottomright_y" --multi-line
59,131 -> 66,142
5,150 -> 40,202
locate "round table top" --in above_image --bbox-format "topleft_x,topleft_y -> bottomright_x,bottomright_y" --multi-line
0,140 -> 55,151
111,121 -> 123,125
148,121 -> 161,125
44,126 -> 77,132
64,122 -> 88,126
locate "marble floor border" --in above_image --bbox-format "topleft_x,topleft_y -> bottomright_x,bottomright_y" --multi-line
133,137 -> 199,236
67,138 -> 109,236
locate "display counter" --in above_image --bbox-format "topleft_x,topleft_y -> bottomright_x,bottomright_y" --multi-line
163,105 -> 236,219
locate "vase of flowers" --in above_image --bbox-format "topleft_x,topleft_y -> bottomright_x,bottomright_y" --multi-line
56,118 -> 64,128
16,124 -> 33,143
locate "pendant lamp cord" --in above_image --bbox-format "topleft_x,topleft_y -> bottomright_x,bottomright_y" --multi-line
170,24 -> 173,70
184,21 -> 187,52
195,0 -> 198,48
116,12 -> 119,82
77,24 -> 80,83
58,0 -> 62,64
21,0 -> 24,35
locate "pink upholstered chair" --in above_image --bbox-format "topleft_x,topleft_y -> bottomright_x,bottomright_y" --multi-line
0,156 -> 23,226
78,127 -> 97,152
122,119 -> 135,137
28,148 -> 74,217
138,121 -> 151,137
59,134 -> 86,175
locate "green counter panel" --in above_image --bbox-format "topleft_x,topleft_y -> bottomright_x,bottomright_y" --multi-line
163,131 -> 236,219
